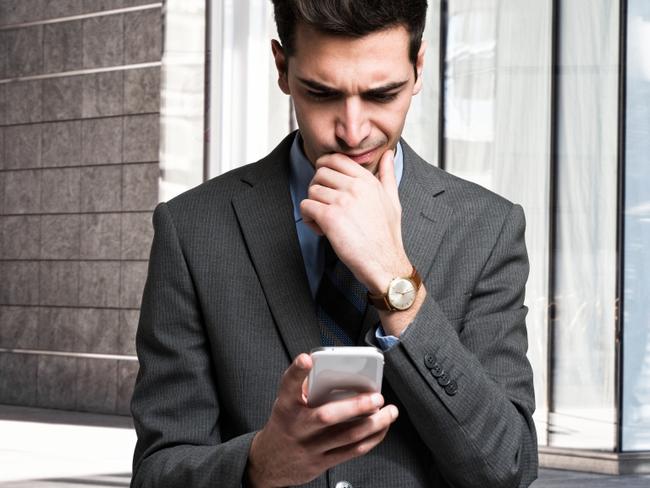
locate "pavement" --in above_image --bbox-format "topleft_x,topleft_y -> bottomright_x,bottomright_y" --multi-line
1,405 -> 649,487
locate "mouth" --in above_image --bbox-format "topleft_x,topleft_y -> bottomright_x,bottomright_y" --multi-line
344,147 -> 378,165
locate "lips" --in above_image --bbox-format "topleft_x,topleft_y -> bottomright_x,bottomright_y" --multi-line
345,147 -> 377,164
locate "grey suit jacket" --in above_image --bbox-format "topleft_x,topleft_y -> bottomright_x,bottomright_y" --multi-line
131,133 -> 538,487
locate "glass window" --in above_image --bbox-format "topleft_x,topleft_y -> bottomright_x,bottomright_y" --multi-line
160,0 -> 206,201
622,0 -> 650,452
550,0 -> 620,450
402,3 -> 441,166
208,0 -> 291,178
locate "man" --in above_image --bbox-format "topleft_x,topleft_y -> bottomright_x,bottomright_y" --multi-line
131,1 -> 538,486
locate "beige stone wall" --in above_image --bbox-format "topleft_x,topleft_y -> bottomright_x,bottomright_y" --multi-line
0,0 -> 162,415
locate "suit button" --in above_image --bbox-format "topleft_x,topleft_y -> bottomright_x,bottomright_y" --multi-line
445,380 -> 458,396
424,353 -> 436,369
437,372 -> 451,386
335,482 -> 353,488
430,363 -> 443,378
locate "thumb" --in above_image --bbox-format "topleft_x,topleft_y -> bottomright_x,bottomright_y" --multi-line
278,353 -> 312,406
378,148 -> 399,203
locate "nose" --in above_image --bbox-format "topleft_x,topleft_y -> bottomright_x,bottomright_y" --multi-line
335,96 -> 371,150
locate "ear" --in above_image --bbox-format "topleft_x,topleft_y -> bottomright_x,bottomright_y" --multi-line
412,40 -> 427,96
271,39 -> 291,95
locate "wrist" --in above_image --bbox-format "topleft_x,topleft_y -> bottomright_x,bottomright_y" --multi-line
246,432 -> 275,488
367,255 -> 412,295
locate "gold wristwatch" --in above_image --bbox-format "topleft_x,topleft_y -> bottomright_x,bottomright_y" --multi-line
368,266 -> 422,311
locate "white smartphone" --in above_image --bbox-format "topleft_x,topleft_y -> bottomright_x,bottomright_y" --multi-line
307,347 -> 384,407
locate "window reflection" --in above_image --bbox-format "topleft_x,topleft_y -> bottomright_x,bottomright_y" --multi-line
622,1 -> 650,452
551,0 -> 619,450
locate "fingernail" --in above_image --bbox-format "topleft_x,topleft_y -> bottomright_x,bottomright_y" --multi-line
390,406 -> 399,419
371,394 -> 383,407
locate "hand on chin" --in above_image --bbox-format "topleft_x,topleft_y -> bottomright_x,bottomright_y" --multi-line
299,148 -> 411,294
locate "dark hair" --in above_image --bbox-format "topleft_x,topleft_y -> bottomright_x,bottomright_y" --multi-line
271,0 -> 428,67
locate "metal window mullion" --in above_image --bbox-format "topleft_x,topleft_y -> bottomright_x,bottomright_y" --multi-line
437,0 -> 449,170
614,0 -> 629,454
546,0 -> 561,445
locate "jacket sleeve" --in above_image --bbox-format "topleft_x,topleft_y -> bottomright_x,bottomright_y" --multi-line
368,203 -> 538,488
130,202 -> 255,487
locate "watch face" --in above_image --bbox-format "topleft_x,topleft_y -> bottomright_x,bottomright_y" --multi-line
387,277 -> 416,311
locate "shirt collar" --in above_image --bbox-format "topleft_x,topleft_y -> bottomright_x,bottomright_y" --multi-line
289,133 -> 404,223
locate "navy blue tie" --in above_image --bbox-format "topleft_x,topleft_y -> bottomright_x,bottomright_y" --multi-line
316,240 -> 368,346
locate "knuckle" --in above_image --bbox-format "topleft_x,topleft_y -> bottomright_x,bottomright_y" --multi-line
377,417 -> 392,434
354,442 -> 371,456
321,207 -> 336,225
367,414 -> 381,432
349,182 -> 362,198
273,397 -> 290,418
315,409 -> 333,425
330,153 -> 345,165
308,184 -> 320,199
299,202 -> 313,219
281,367 -> 294,384
350,424 -> 368,443
357,395 -> 373,412
336,192 -> 352,207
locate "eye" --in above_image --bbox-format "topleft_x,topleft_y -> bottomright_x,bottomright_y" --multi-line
365,92 -> 399,103
306,90 -> 338,101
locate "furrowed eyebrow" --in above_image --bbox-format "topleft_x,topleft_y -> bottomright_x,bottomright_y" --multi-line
297,78 -> 342,94
364,80 -> 409,96
297,77 -> 409,96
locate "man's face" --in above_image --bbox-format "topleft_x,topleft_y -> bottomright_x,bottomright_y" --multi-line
273,23 -> 425,174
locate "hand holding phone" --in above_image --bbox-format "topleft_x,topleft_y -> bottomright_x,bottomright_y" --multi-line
248,353 -> 397,487
307,347 -> 384,407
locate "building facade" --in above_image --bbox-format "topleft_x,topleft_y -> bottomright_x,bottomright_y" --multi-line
0,0 -> 161,415
1,0 -> 648,475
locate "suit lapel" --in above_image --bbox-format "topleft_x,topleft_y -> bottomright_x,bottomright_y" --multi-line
398,141 -> 453,288
232,135 -> 322,361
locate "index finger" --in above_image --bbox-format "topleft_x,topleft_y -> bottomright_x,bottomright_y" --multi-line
315,153 -> 367,178
308,392 -> 385,429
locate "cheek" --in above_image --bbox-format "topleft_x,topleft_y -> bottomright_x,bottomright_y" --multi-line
293,102 -> 334,140
373,103 -> 410,139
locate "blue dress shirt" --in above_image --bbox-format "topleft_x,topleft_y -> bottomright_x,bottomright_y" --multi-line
288,133 -> 404,350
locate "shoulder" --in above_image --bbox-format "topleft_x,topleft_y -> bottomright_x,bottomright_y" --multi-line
438,168 -> 525,243
439,167 -> 515,217
165,161 -> 258,214
402,141 -> 520,224
161,132 -> 295,222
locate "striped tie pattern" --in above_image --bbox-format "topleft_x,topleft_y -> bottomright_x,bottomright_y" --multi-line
316,240 -> 368,346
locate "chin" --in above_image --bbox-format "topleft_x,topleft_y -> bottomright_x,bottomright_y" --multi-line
366,163 -> 381,176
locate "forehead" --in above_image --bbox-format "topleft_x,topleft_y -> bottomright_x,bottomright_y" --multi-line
290,23 -> 412,86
